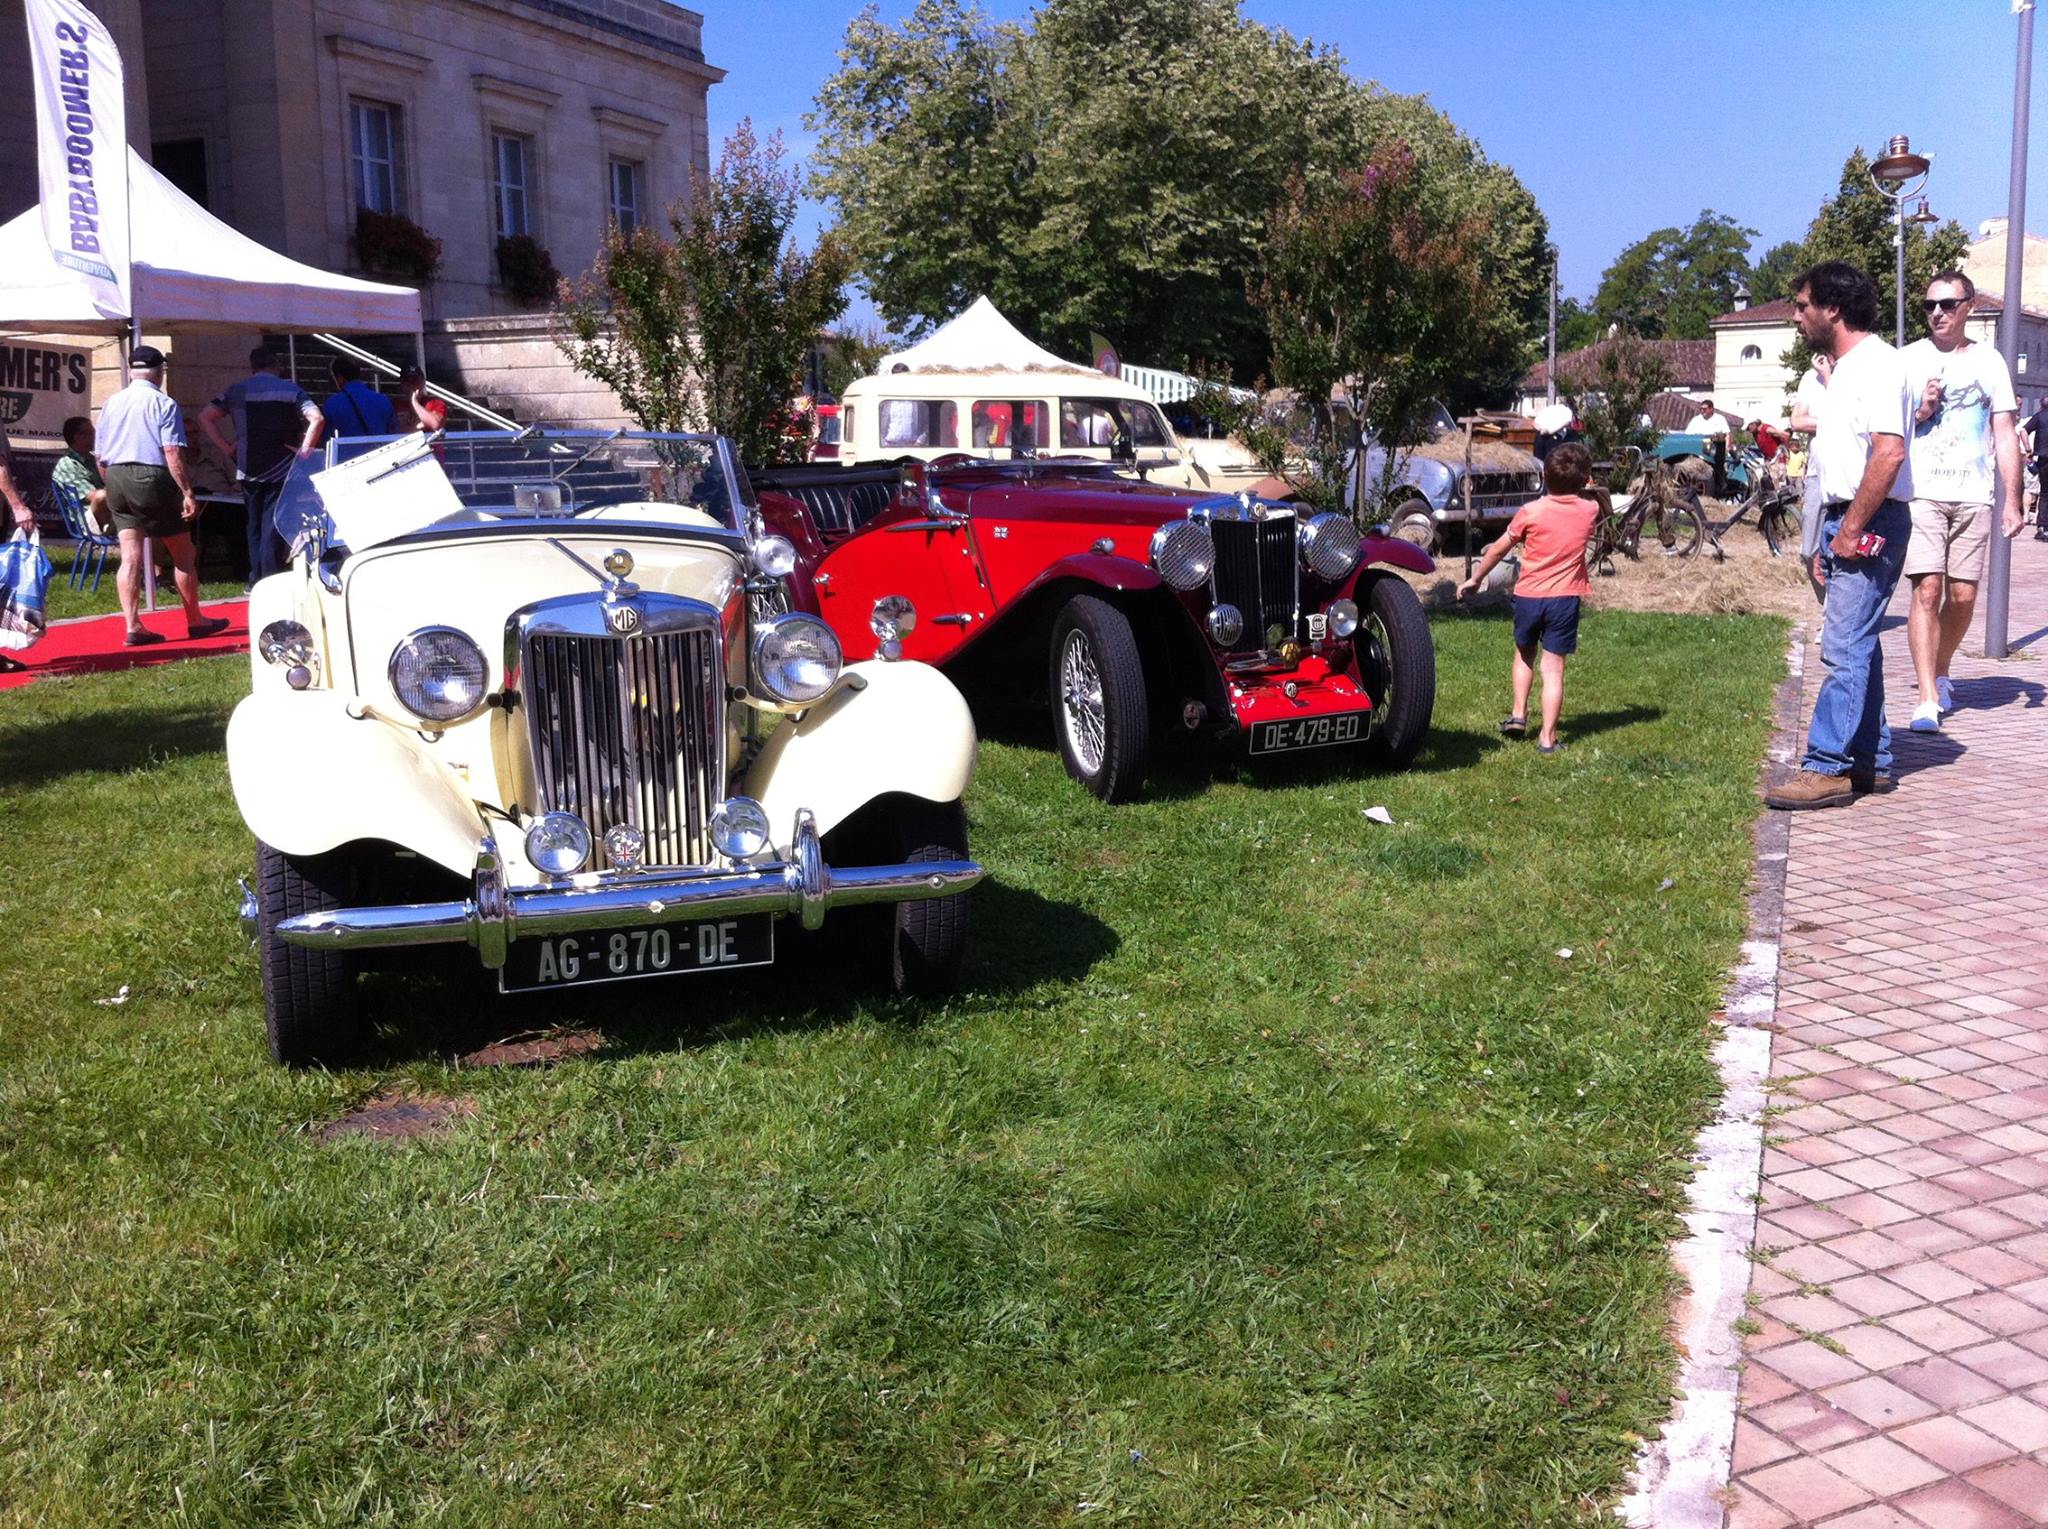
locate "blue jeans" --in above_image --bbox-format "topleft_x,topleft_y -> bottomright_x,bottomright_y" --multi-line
1803,498 -> 1909,776
243,478 -> 284,582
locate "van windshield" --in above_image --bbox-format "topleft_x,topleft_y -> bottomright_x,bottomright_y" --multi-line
1059,398 -> 1170,449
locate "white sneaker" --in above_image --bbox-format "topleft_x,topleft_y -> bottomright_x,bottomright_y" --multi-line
1936,676 -> 1955,713
1910,700 -> 1942,732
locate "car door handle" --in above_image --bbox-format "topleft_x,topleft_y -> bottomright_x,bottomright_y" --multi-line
932,613 -> 975,626
886,518 -> 967,533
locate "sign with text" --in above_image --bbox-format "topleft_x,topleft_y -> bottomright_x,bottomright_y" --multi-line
25,0 -> 131,317
0,341 -> 93,445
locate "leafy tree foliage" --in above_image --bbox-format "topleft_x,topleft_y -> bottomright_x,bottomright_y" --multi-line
809,0 -> 1548,389
1748,240 -> 1804,305
1556,295 -> 1603,353
559,123 -> 853,465
1793,148 -> 1970,345
1592,211 -> 1757,340
1564,333 -> 1672,492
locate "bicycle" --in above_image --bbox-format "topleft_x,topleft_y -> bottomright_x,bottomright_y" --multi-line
1585,453 -> 1705,573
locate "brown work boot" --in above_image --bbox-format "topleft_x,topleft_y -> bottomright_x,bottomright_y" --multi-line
1764,769 -> 1854,811
1849,769 -> 1894,795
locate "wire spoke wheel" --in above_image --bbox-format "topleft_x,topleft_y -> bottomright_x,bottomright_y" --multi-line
1058,630 -> 1107,777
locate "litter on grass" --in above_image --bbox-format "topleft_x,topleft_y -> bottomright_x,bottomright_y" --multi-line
1361,805 -> 1395,825
95,985 -> 130,1006
1556,948 -> 1574,960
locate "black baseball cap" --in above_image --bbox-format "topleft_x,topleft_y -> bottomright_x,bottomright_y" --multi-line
128,344 -> 167,368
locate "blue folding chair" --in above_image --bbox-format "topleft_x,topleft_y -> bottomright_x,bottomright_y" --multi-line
51,479 -> 115,593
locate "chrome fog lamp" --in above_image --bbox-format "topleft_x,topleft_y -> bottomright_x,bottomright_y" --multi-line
750,534 -> 798,579
709,796 -> 771,860
388,626 -> 487,721
870,594 -> 917,642
524,811 -> 592,876
257,619 -> 315,667
1150,519 -> 1216,591
1325,598 -> 1361,639
1206,602 -> 1244,647
1298,512 -> 1363,581
751,612 -> 843,704
603,823 -> 646,872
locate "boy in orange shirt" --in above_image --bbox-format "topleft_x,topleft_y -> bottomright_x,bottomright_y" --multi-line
1456,442 -> 1601,753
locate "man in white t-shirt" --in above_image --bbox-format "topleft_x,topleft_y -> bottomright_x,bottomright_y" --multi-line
1899,271 -> 2023,732
1685,399 -> 1731,438
1766,262 -> 1914,812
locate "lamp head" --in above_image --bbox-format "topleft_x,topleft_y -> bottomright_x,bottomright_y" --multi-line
1871,134 -> 1930,187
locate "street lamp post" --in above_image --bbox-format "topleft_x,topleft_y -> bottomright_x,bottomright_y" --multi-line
1546,245 -> 1559,406
1870,136 -> 1932,346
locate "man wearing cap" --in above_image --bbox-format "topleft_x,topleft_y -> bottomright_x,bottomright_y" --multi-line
99,345 -> 228,646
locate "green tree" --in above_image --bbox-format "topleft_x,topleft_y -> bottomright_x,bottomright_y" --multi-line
1255,140 -> 1493,512
1592,211 -> 1757,340
809,0 -> 1548,387
1748,239 -> 1803,304
820,320 -> 889,399
1556,295 -> 1602,353
558,122 -> 853,465
1793,148 -> 1970,345
1563,333 -> 1671,493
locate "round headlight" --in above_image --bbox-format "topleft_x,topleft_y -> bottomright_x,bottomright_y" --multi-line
524,811 -> 591,876
870,594 -> 917,642
1299,512 -> 1364,582
710,796 -> 771,860
1150,519 -> 1215,591
751,613 -> 843,704
1326,597 -> 1361,639
751,535 -> 798,579
1207,603 -> 1244,647
388,627 -> 487,721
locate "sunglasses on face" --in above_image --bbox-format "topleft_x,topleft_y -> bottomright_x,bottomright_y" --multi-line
1922,296 -> 1969,313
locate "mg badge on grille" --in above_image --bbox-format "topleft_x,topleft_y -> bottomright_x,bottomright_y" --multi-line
1307,612 -> 1328,642
606,602 -> 641,634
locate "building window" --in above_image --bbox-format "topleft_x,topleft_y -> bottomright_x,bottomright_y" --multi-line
349,100 -> 403,215
153,138 -> 210,209
1740,344 -> 1763,362
492,132 -> 533,239
608,159 -> 645,234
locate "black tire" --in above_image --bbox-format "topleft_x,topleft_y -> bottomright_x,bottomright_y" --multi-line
1048,593 -> 1150,802
1390,502 -> 1437,552
1353,574 -> 1436,770
255,841 -> 364,1067
829,796 -> 974,996
1658,498 -> 1705,558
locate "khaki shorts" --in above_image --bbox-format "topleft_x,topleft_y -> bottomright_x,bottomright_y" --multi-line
1904,498 -> 1991,582
104,463 -> 187,539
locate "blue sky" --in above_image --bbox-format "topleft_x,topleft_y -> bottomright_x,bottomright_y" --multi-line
704,0 -> 2046,331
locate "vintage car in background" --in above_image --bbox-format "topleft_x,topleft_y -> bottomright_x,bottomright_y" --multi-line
229,430 -> 983,1066
1359,403 -> 1545,554
749,456 -> 1437,803
1655,430 -> 1752,495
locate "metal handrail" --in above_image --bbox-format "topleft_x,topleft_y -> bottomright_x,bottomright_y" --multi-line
309,332 -> 522,432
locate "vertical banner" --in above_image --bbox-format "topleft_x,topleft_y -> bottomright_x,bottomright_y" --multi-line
1090,331 -> 1120,378
25,0 -> 131,318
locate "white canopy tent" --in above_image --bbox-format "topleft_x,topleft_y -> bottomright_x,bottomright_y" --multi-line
879,295 -> 1095,376
0,147 -> 420,337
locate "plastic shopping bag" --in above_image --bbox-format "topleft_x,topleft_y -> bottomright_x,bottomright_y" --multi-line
0,529 -> 53,652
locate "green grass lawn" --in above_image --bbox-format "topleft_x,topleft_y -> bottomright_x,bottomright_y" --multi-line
0,609 -> 1785,1527
39,540 -> 245,625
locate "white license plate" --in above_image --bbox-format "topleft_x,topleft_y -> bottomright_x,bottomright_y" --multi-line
499,915 -> 775,993
1249,713 -> 1365,755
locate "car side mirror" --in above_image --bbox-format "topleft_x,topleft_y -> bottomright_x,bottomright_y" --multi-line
1111,433 -> 1136,465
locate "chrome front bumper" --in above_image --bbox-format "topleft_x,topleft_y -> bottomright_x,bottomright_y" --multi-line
265,809 -> 982,969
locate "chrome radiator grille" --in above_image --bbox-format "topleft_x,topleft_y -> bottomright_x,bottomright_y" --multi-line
522,626 -> 723,869
1209,515 -> 1300,653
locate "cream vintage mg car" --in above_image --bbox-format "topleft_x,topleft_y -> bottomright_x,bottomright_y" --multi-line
229,430 -> 983,1067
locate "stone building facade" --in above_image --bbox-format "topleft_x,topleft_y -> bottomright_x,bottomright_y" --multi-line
0,0 -> 721,428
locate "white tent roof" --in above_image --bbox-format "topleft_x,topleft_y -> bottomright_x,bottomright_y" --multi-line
0,148 -> 420,336
879,295 -> 1095,376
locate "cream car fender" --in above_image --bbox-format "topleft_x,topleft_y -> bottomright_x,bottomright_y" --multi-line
744,659 -> 976,845
227,693 -> 488,876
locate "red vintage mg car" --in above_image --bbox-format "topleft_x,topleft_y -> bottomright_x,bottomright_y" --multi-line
749,458 -> 1436,802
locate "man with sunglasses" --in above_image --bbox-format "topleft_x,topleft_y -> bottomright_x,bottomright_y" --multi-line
1767,262 -> 1913,811
1900,272 -> 2022,733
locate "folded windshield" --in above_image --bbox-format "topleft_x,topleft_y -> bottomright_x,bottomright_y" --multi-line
274,429 -> 752,555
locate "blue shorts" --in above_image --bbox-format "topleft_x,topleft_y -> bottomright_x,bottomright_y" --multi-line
1512,595 -> 1581,656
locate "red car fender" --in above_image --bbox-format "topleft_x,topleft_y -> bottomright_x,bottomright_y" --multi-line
1009,551 -> 1164,605
1357,533 -> 1434,580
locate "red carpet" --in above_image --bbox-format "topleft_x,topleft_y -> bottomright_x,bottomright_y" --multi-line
0,600 -> 248,692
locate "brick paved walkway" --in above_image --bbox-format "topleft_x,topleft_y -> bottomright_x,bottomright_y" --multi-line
1726,535 -> 2048,1528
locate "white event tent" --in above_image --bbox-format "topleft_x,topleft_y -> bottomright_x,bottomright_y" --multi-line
0,147 -> 419,337
879,295 -> 1095,375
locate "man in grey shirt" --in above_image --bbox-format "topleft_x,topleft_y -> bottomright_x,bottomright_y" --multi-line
98,344 -> 228,646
